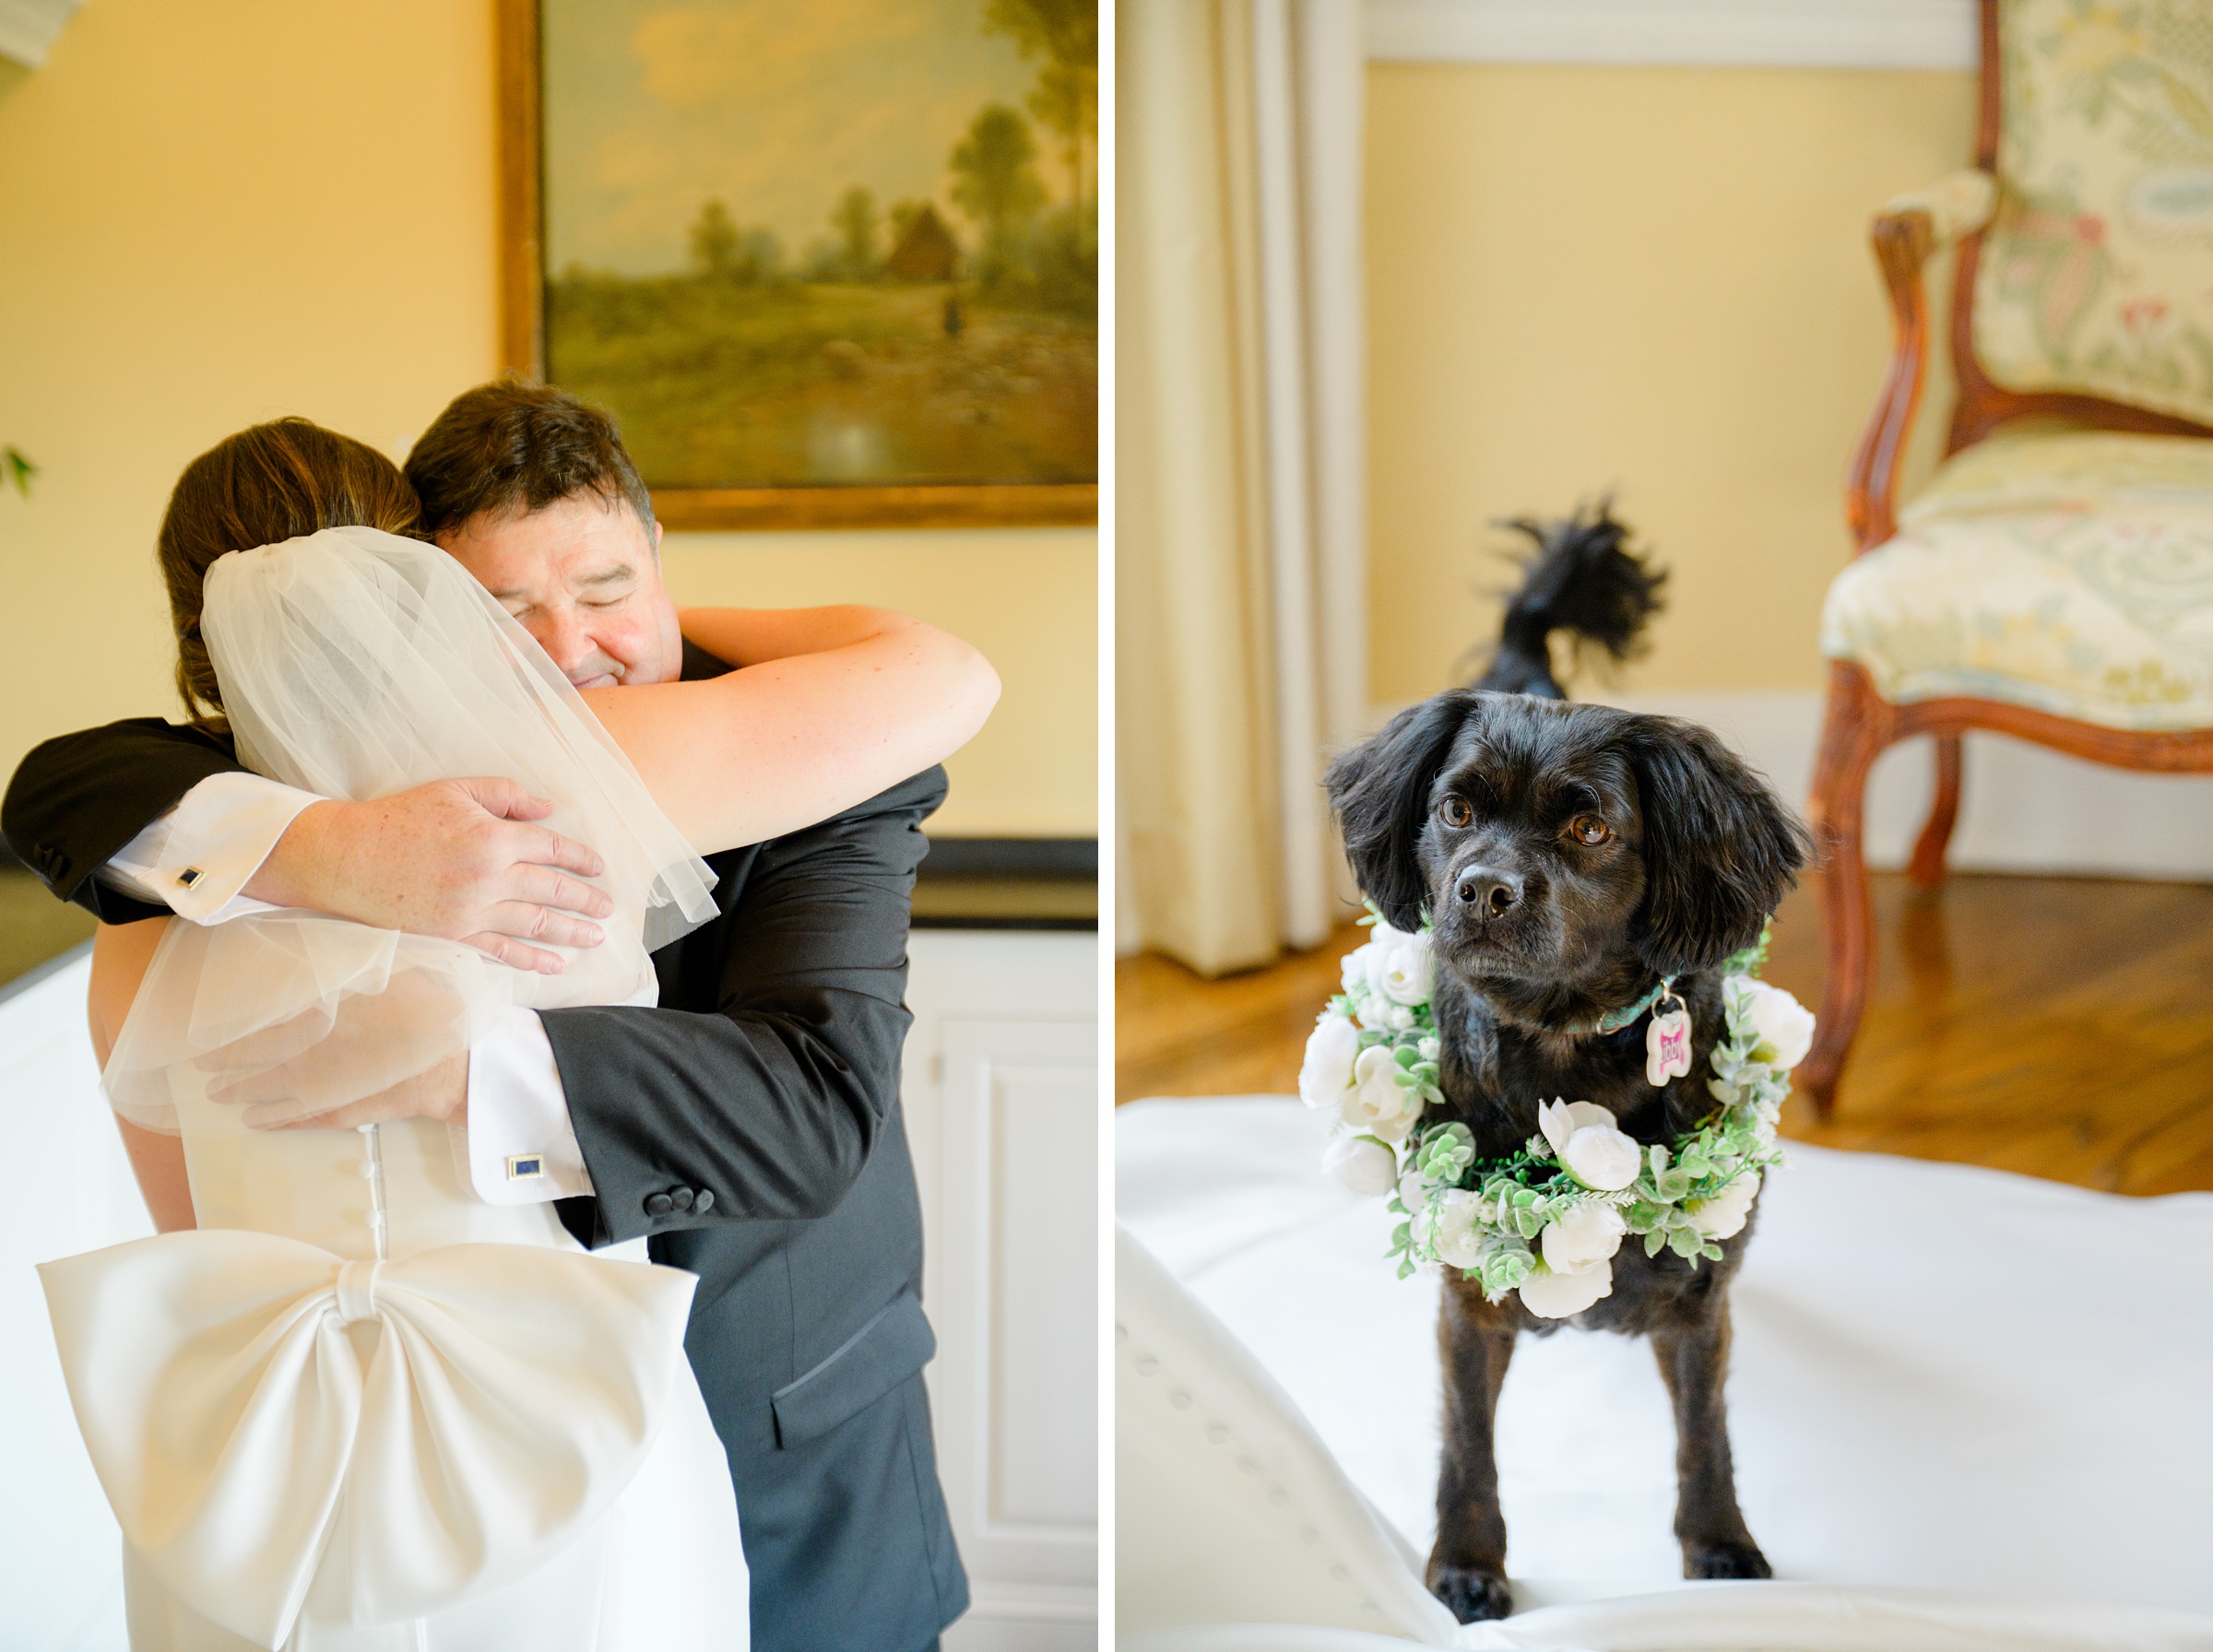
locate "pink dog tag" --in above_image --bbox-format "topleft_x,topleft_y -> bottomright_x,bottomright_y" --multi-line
1646,1006 -> 1692,1086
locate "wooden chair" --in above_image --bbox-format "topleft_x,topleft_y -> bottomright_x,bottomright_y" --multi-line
1804,0 -> 2213,1115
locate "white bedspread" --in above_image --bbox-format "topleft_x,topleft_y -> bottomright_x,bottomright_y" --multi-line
1116,1096 -> 2213,1645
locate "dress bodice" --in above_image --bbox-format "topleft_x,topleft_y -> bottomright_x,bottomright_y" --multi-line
172,916 -> 661,1261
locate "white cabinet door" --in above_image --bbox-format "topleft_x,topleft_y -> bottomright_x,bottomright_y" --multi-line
903,931 -> 1098,1652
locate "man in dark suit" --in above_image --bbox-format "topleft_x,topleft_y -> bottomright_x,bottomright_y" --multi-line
2,382 -> 967,1652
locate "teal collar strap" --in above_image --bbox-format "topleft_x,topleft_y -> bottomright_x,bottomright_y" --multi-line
1563,975 -> 1676,1037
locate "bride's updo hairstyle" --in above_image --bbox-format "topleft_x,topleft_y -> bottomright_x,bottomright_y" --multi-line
157,418 -> 420,727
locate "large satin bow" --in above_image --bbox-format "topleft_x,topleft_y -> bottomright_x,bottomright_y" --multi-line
40,1231 -> 697,1648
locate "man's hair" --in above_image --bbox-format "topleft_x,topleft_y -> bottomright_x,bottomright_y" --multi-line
404,377 -> 656,541
158,418 -> 420,726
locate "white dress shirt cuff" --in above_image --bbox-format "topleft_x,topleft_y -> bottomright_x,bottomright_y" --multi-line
465,1006 -> 594,1204
96,771 -> 323,922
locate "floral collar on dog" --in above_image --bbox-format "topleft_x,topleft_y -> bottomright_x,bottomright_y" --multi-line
1297,910 -> 1814,1321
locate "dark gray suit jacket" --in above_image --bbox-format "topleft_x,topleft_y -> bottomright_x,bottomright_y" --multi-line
2,641 -> 968,1652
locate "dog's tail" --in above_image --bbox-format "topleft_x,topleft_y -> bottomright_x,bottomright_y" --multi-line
1469,502 -> 1665,700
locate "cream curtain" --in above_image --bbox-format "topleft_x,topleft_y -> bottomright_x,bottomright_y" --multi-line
1116,0 -> 1367,975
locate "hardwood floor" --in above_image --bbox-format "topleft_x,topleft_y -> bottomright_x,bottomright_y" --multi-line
1116,872 -> 2213,1196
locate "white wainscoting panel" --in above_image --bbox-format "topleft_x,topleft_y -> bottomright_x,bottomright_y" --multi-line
1366,0 -> 1979,69
0,950 -> 143,1651
1367,690 -> 2213,880
903,930 -> 1099,1652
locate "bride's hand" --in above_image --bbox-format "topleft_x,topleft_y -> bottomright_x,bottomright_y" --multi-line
197,968 -> 472,1130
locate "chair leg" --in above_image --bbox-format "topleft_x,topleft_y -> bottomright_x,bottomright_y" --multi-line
1799,662 -> 1895,1119
1908,734 -> 1963,889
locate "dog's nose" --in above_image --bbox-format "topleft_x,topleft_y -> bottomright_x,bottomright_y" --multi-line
1455,865 -> 1522,917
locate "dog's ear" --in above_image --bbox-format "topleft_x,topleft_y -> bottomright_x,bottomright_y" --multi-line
1619,715 -> 1813,977
1325,691 -> 1478,932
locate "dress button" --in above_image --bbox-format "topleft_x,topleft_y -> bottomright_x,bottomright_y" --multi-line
692,1189 -> 715,1214
645,1193 -> 675,1218
669,1187 -> 694,1211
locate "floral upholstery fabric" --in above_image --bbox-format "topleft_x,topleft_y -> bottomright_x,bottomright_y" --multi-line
1972,0 -> 2213,427
1821,426 -> 2213,728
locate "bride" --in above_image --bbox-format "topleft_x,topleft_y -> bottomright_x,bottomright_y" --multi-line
37,421 -> 999,1651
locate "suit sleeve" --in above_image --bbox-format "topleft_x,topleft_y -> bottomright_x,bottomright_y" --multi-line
538,766 -> 946,1246
3,718 -> 249,923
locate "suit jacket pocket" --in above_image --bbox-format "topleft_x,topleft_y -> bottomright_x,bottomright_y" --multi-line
770,1290 -> 936,1447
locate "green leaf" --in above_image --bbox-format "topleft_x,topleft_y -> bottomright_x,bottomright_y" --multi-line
1700,1242 -> 1723,1262
1391,1221 -> 1411,1250
1645,1229 -> 1666,1257
1397,1258 -> 1416,1280
1513,1205 -> 1544,1240
1656,1169 -> 1692,1201
1648,1142 -> 1669,1176
1667,1227 -> 1704,1259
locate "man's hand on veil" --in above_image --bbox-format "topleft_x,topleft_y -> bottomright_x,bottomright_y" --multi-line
197,968 -> 473,1131
246,778 -> 617,974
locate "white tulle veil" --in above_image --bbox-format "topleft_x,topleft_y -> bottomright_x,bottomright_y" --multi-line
104,525 -> 717,1133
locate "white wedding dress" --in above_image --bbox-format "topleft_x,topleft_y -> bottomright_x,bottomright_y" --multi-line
38,528 -> 747,1652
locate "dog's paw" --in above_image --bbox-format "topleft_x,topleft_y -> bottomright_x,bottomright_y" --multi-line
1428,1564 -> 1513,1622
1682,1538 -> 1772,1580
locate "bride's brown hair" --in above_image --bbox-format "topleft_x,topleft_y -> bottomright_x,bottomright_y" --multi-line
158,418 -> 421,727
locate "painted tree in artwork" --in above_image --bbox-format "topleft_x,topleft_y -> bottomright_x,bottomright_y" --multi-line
832,185 -> 880,279
688,200 -> 740,278
984,0 -> 1097,209
950,104 -> 1045,285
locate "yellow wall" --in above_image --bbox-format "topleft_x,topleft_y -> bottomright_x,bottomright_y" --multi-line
0,0 -> 1091,841
661,528 -> 1095,836
1365,62 -> 1979,703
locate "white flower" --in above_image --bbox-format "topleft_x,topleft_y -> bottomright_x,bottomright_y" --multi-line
1298,1014 -> 1361,1110
1398,1167 -> 1433,1210
1365,923 -> 1435,1007
1728,977 -> 1816,1071
1341,943 -> 1378,997
1538,1098 -> 1641,1192
1539,1200 -> 1627,1275
1341,1044 -> 1420,1142
1321,1132 -> 1399,1198
1688,1172 -> 1761,1239
1519,1259 -> 1615,1319
1428,1187 -> 1485,1269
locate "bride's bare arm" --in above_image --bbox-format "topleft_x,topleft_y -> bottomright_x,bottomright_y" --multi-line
89,920 -> 196,1233
581,606 -> 999,854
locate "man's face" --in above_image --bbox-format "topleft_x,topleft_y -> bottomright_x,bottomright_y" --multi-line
438,493 -> 683,690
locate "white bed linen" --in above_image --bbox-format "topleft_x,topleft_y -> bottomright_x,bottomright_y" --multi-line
1115,1096 -> 2213,1645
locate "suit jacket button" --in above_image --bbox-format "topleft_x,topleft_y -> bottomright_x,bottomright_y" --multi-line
669,1187 -> 694,1211
645,1193 -> 675,1217
692,1189 -> 715,1214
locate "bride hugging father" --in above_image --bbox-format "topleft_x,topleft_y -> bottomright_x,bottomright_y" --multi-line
3,382 -> 995,1651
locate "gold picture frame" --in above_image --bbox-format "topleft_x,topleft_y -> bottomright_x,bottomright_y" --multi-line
495,0 -> 1097,532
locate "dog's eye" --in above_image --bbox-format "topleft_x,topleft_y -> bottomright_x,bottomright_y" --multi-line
1568,815 -> 1611,846
1438,796 -> 1473,829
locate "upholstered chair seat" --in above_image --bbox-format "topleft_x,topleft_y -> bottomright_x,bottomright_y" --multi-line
1822,427 -> 2213,731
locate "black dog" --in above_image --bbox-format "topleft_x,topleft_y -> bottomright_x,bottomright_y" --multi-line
1324,509 -> 1810,1622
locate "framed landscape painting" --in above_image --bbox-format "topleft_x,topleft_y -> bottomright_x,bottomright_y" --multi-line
499,0 -> 1097,529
